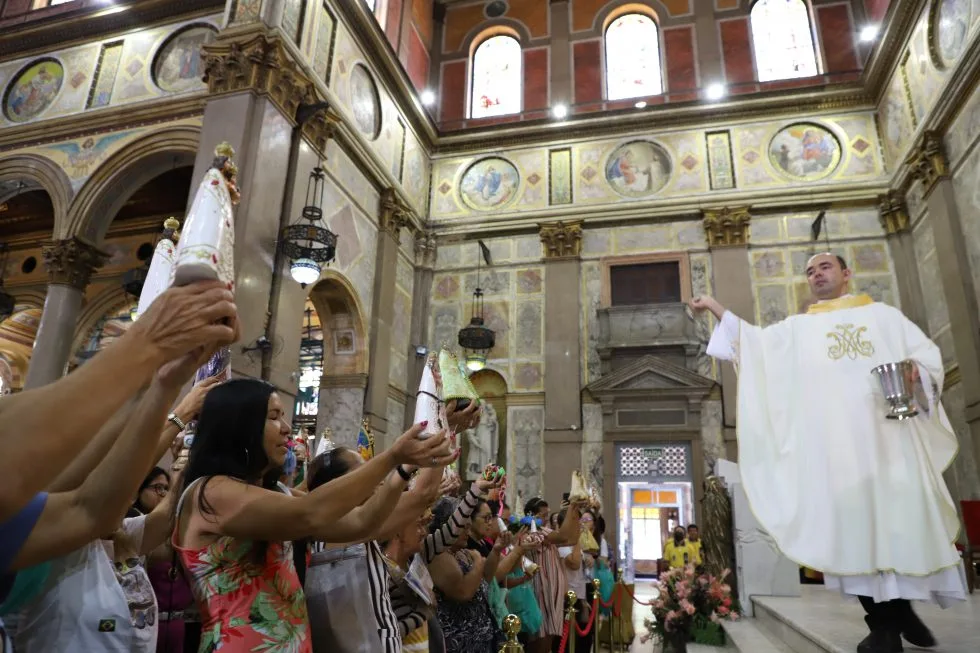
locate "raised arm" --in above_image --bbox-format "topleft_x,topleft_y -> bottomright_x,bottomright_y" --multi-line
0,281 -> 238,521
429,549 -> 485,602
315,463 -> 416,543
373,465 -> 445,542
547,501 -> 583,545
187,426 -> 455,543
422,482 -> 489,563
689,295 -> 728,321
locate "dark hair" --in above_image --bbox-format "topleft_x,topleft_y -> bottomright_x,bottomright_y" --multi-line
430,496 -> 460,535
180,379 -> 281,561
556,507 -> 569,527
524,497 -> 548,517
595,514 -> 606,540
130,466 -> 170,516
687,523 -> 699,530
307,447 -> 357,491
836,255 -> 848,270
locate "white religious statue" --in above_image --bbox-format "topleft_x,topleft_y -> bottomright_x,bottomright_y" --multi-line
463,401 -> 498,480
691,252 -> 965,653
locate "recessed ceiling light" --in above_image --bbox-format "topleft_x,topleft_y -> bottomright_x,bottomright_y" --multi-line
859,25 -> 879,42
552,104 -> 568,119
420,89 -> 436,106
705,83 -> 726,101
635,101 -> 647,109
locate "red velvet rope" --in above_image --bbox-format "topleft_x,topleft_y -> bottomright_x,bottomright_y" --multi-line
556,618 -> 572,653
574,596 -> 600,637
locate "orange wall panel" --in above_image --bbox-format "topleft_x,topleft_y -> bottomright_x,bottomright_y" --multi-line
412,0 -> 434,48
443,3 -> 489,53
817,4 -> 858,73
719,17 -> 755,85
507,0 -> 549,38
523,47 -> 549,111
664,25 -> 697,92
439,59 -> 468,122
573,40 -> 603,103
572,0 -> 607,32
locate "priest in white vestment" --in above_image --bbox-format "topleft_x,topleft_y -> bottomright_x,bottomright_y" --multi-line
691,253 -> 966,653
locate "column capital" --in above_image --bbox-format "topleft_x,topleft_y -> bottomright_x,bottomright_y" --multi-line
380,188 -> 412,240
905,130 -> 949,198
702,207 -> 751,248
300,106 -> 340,156
202,30 -> 318,125
878,190 -> 911,235
539,220 -> 583,259
41,238 -> 107,289
414,230 -> 438,269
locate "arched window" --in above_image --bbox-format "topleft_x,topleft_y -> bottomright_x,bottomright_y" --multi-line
470,35 -> 522,119
363,0 -> 377,11
750,0 -> 818,82
605,13 -> 663,101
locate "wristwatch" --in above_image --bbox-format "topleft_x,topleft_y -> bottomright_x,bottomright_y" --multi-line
168,413 -> 186,431
396,465 -> 413,482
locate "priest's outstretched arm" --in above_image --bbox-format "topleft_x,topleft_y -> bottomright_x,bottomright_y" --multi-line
690,295 -> 743,363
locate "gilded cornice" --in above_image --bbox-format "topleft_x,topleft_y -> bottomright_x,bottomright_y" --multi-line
41,237 -> 108,289
864,0 -> 931,104
905,131 -> 948,198
202,30 -> 317,124
300,107 -> 340,157
878,190 -> 911,235
539,220 -> 583,259
703,207 -> 751,247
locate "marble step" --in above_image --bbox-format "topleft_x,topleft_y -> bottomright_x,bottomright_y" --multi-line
722,617 -> 796,653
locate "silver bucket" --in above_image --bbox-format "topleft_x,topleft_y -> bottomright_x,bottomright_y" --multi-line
871,361 -> 919,420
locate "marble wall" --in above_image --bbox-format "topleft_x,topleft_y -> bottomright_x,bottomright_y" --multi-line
508,404 -> 545,502
946,80 -> 980,311
748,208 -> 900,324
0,16 -> 220,129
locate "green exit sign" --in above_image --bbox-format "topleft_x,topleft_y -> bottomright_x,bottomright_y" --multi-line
642,447 -> 664,460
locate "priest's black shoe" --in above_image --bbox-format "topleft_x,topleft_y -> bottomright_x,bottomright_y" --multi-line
856,631 -> 903,653
899,605 -> 936,647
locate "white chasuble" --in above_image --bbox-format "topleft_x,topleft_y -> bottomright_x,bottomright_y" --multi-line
707,295 -> 966,604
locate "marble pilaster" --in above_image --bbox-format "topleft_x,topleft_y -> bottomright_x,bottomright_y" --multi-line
509,404 -> 545,504
878,191 -> 927,330
703,208 -> 754,461
25,238 -> 107,389
908,133 -> 980,481
316,375 -> 368,449
364,190 -> 411,442
403,231 -> 437,429
540,220 -> 584,504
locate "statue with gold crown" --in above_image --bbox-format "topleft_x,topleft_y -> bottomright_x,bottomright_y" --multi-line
135,217 -> 181,320
172,142 -> 238,290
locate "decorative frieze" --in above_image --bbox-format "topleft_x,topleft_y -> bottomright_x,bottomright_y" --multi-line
202,30 -> 317,124
380,188 -> 412,240
703,207 -> 751,247
42,237 -> 107,289
905,131 -> 949,198
300,106 -> 340,156
414,230 -> 438,269
539,220 -> 583,259
878,190 -> 911,235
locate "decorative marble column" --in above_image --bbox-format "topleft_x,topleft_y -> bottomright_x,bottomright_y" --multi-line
25,238 -> 107,389
364,190 -> 411,447
878,190 -> 927,330
540,220 -> 584,503
907,132 -> 980,477
702,207 -> 754,462
403,230 -> 437,429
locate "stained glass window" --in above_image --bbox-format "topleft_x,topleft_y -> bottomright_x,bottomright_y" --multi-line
750,0 -> 819,82
605,14 -> 663,101
363,0 -> 377,11
470,35 -> 522,119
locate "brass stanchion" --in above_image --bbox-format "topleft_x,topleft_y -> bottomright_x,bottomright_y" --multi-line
498,614 -> 523,653
565,590 -> 578,653
592,578 -> 601,653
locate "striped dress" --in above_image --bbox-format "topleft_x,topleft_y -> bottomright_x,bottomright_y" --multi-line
525,528 -> 567,638
389,487 -> 483,637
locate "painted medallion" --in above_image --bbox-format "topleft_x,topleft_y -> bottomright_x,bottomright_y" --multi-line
4,59 -> 64,122
153,25 -> 218,93
350,64 -> 381,139
768,123 -> 842,181
459,157 -> 520,211
604,140 -> 672,198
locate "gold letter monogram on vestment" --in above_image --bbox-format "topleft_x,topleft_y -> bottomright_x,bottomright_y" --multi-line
826,324 -> 875,360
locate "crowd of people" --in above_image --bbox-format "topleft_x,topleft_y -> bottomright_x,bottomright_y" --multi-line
0,280 -> 614,653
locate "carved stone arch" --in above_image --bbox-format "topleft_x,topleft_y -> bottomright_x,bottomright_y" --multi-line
70,286 -> 134,357
462,367 -> 509,481
65,125 -> 200,242
464,21 -> 534,57
594,0 -> 664,32
11,289 -> 48,310
0,153 -> 73,239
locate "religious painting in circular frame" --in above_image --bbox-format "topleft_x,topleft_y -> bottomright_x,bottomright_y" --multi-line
604,140 -> 673,198
3,58 -> 64,123
153,25 -> 218,93
768,123 -> 842,181
350,64 -> 382,140
928,0 -> 972,69
458,157 -> 521,211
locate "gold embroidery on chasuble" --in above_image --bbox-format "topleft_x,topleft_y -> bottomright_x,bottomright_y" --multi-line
826,324 -> 875,360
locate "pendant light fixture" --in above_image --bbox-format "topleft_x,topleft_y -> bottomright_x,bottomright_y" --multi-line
457,240 -> 495,371
281,166 -> 337,288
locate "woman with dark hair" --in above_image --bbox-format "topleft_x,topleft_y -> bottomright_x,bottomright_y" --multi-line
521,497 -> 586,653
130,467 -> 171,518
173,378 -> 453,653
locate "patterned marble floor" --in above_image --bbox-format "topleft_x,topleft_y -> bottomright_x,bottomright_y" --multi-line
753,585 -> 980,653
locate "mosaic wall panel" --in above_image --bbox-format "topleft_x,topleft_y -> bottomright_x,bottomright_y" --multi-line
0,16 -> 220,129
509,405 -> 545,502
402,129 -> 431,215
748,209 -> 898,325
946,80 -> 980,315
581,403 -> 604,493
429,112 -> 883,221
706,130 -> 735,190
312,2 -> 337,82
939,383 -> 980,502
700,399 -> 724,473
389,253 -> 416,393
549,148 -> 573,205
429,235 -> 545,392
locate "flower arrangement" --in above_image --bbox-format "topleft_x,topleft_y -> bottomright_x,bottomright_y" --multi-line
642,566 -> 739,652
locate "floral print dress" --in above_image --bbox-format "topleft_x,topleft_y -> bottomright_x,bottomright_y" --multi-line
173,480 -> 310,653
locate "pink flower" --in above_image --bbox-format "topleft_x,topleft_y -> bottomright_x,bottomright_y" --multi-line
723,597 -> 732,608
710,612 -> 720,624
730,612 -> 740,621
718,606 -> 729,616
680,600 -> 696,615
721,584 -> 731,593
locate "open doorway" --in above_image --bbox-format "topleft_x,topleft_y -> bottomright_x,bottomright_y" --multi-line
618,481 -> 694,578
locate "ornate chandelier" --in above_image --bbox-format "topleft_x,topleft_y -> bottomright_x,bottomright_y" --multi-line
281,167 -> 337,288
457,241 -> 495,371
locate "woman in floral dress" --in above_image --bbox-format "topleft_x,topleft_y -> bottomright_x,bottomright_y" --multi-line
173,379 -> 454,652
521,497 -> 584,653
